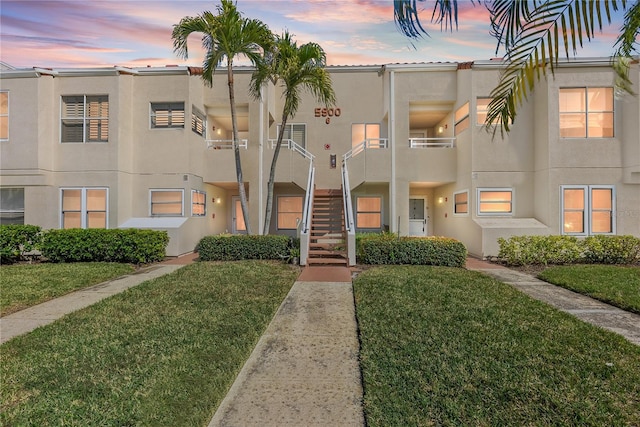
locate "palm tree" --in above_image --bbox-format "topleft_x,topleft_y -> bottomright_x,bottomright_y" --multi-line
172,0 -> 273,234
394,0 -> 639,134
250,31 -> 336,235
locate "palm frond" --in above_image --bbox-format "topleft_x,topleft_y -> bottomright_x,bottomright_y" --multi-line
613,1 -> 640,94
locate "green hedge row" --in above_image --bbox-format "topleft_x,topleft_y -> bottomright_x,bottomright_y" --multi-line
0,224 -> 43,264
196,234 -> 292,261
40,229 -> 169,264
356,233 -> 467,267
498,235 -> 640,266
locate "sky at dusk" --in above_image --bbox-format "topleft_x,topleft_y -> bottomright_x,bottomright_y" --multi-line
0,0 -> 628,69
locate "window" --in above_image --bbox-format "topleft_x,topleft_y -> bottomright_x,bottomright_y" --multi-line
61,95 -> 109,143
151,102 -> 185,128
454,190 -> 468,215
455,102 -> 469,134
61,188 -> 107,228
150,189 -> 184,216
561,185 -> 615,235
559,87 -> 613,138
356,196 -> 382,229
191,107 -> 205,136
477,188 -> 512,215
277,196 -> 303,230
191,190 -> 206,216
1,91 -> 8,141
0,188 -> 24,225
352,123 -> 381,148
277,123 -> 306,148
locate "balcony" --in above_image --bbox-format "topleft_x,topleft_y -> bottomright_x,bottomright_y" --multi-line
343,139 -> 391,187
268,139 -> 314,188
403,137 -> 457,182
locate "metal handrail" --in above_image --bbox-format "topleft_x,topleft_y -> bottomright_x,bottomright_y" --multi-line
301,165 -> 315,234
409,137 -> 455,148
342,138 -> 388,162
206,139 -> 248,149
267,138 -> 315,161
342,160 -> 356,266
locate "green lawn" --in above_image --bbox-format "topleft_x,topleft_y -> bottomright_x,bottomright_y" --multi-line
0,261 -> 298,427
538,264 -> 640,314
354,265 -> 640,426
1,262 -> 136,316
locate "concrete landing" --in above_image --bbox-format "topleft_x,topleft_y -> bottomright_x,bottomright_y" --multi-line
208,278 -> 364,426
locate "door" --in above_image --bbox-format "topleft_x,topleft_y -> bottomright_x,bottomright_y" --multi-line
409,197 -> 427,236
232,197 -> 247,234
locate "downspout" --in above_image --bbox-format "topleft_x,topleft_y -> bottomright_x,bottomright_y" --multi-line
259,85 -> 264,234
390,70 -> 396,233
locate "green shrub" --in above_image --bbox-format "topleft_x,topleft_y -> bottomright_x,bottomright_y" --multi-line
40,229 -> 169,264
582,235 -> 640,264
196,234 -> 291,261
0,224 -> 43,264
356,233 -> 467,267
497,235 -> 582,266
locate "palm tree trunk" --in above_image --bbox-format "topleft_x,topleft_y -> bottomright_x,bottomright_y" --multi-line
227,62 -> 252,234
262,114 -> 289,234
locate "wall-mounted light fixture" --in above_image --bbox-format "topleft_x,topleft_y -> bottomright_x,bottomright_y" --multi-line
216,128 -> 222,135
438,126 -> 444,134
438,196 -> 444,204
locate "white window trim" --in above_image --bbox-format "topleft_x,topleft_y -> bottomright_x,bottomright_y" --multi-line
59,187 -> 109,229
149,189 -> 185,217
191,189 -> 206,217
560,185 -> 616,236
476,188 -> 514,216
150,102 -> 185,129
276,194 -> 304,230
1,90 -> 9,142
276,123 -> 306,148
60,95 -> 109,143
453,190 -> 469,216
191,106 -> 206,137
355,195 -> 383,230
559,87 -> 614,139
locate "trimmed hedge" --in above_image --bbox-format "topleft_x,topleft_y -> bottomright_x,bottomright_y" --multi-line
40,229 -> 169,264
196,234 -> 291,261
356,233 -> 467,267
0,224 -> 43,264
498,234 -> 640,266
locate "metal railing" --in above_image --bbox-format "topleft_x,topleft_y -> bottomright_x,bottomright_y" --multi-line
341,160 -> 356,266
342,138 -> 388,162
299,164 -> 315,266
206,139 -> 248,149
267,138 -> 315,162
409,137 -> 455,148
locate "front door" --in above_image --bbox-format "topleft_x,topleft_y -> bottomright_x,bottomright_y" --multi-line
232,197 -> 247,234
409,197 -> 427,236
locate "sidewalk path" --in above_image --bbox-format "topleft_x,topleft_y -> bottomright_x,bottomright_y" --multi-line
465,258 -> 640,346
0,253 -> 196,344
208,266 -> 364,427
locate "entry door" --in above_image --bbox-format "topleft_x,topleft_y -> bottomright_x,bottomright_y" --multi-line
232,197 -> 247,234
409,198 -> 427,236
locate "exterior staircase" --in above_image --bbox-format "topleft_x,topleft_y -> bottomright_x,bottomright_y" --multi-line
307,189 -> 348,266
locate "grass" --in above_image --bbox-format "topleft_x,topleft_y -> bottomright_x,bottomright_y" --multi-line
0,260 -> 298,426
538,264 -> 640,314
354,265 -> 640,426
1,262 -> 136,316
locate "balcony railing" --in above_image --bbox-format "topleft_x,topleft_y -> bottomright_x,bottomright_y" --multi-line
343,138 -> 389,162
206,139 -> 248,149
268,139 -> 315,162
409,137 -> 455,148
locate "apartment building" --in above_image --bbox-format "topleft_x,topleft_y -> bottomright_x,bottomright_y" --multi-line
1,58 -> 639,260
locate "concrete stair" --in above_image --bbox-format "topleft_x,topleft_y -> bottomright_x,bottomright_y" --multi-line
307,189 -> 348,266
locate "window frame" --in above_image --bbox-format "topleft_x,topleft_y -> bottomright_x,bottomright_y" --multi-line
150,102 -> 185,129
476,188 -> 513,216
559,87 -> 614,138
560,185 -> 616,236
1,91 -> 8,142
351,123 -> 382,148
454,102 -> 469,135
0,187 -> 24,225
59,187 -> 109,229
191,106 -> 206,137
150,189 -> 184,217
191,190 -> 206,217
355,195 -> 383,230
453,190 -> 469,216
60,95 -> 109,143
276,195 -> 303,230
276,123 -> 306,148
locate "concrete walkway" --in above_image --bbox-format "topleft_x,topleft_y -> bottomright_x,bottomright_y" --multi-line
208,266 -> 364,426
465,257 -> 640,346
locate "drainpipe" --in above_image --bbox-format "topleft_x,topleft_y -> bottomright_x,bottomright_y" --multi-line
390,70 -> 396,233
259,85 -> 264,234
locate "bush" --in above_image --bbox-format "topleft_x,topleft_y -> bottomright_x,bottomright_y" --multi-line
40,229 -> 169,264
582,235 -> 640,264
497,235 -> 583,266
196,234 -> 291,261
0,224 -> 43,264
356,233 -> 467,267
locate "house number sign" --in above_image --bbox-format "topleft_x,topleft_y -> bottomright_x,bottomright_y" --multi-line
314,107 -> 341,124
